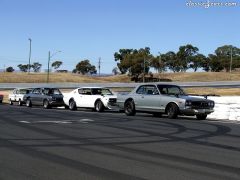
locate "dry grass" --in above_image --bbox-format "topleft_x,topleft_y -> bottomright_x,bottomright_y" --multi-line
0,73 -> 131,83
157,72 -> 240,82
0,71 -> 240,83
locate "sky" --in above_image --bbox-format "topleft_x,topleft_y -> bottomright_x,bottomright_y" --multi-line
0,0 -> 240,73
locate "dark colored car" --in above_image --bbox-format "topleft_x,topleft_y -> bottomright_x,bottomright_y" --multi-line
0,94 -> 3,103
24,88 -> 65,109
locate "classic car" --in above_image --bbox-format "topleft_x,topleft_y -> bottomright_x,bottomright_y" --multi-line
24,87 -> 65,109
9,88 -> 32,106
117,83 -> 215,120
0,94 -> 3,103
63,87 -> 117,112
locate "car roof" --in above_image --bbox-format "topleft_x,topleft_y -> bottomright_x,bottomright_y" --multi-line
77,87 -> 109,89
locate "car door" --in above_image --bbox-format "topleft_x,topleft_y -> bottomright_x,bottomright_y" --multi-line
78,88 -> 97,108
134,85 -> 161,111
31,88 -> 42,105
75,88 -> 88,107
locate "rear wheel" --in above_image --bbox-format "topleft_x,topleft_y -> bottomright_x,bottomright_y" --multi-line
69,99 -> 77,111
167,103 -> 178,119
124,100 -> 136,116
9,99 -> 13,105
43,100 -> 51,109
18,100 -> 22,106
196,114 -> 207,120
95,100 -> 104,112
26,99 -> 32,107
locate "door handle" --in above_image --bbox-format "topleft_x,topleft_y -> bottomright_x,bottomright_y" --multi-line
141,96 -> 144,98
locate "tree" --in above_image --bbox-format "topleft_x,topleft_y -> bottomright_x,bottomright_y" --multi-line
112,67 -> 120,75
18,64 -> 28,72
213,45 -> 240,72
74,60 -> 97,75
151,54 -> 167,73
164,51 -> 181,72
51,61 -> 63,70
6,67 -> 14,72
114,47 -> 153,81
176,44 -> 199,72
208,54 -> 224,72
189,54 -> 206,72
31,62 -> 42,72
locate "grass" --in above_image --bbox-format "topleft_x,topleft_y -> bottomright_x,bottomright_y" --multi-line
0,71 -> 240,83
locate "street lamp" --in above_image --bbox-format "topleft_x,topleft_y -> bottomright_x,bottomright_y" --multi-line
47,50 -> 61,83
28,38 -> 32,74
230,47 -> 233,73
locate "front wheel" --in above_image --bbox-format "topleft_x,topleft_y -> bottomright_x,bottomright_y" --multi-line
196,114 -> 207,120
9,99 -> 13,105
43,100 -> 51,109
95,100 -> 104,112
167,103 -> 178,119
124,100 -> 136,116
69,100 -> 77,111
26,99 -> 32,107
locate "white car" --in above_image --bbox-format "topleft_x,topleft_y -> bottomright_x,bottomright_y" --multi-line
9,88 -> 32,106
63,87 -> 117,112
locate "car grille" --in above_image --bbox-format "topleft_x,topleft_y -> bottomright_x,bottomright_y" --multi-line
108,98 -> 117,105
54,98 -> 63,102
192,101 -> 210,109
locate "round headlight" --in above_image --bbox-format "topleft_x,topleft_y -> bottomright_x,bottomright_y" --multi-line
185,100 -> 192,106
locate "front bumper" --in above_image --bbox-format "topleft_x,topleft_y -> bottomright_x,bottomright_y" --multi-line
180,108 -> 214,115
49,100 -> 65,107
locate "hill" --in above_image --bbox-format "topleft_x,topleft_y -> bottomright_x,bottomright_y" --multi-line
0,72 -> 240,83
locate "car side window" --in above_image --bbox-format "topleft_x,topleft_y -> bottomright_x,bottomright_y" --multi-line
78,89 -> 83,94
82,88 -> 92,95
145,86 -> 159,95
136,86 -> 145,94
33,88 -> 40,94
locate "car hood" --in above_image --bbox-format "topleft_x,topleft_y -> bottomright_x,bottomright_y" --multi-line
179,95 -> 213,102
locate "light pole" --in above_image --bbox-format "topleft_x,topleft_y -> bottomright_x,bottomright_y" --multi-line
28,38 -> 32,74
47,50 -> 61,83
230,47 -> 233,73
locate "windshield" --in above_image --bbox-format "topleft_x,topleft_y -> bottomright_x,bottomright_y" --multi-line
44,88 -> 62,95
19,89 -> 32,94
91,88 -> 113,95
157,85 -> 186,96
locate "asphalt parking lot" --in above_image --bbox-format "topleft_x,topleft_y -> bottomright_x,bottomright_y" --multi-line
0,104 -> 240,180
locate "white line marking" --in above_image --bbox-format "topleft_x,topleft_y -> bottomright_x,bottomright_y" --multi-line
19,121 -> 30,124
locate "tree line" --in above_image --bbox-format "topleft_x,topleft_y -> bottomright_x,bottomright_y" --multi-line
4,44 -> 240,78
114,44 -> 240,80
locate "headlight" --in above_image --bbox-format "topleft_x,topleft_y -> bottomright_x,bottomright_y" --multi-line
185,100 -> 192,106
211,101 -> 215,107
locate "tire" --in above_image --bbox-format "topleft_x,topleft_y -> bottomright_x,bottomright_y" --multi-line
124,100 -> 136,116
196,114 -> 207,120
18,100 -> 22,106
26,99 -> 32,107
43,100 -> 50,109
95,100 -> 104,112
9,99 -> 13,105
69,99 -> 77,111
167,103 -> 178,119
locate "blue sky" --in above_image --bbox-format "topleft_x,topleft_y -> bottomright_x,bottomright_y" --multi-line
0,0 -> 239,73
